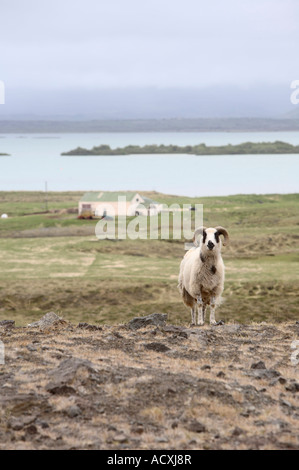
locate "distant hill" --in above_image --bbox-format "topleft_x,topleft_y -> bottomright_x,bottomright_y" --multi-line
62,141 -> 299,156
1,117 -> 299,133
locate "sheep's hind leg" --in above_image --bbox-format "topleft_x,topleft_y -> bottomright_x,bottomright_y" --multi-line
209,296 -> 217,325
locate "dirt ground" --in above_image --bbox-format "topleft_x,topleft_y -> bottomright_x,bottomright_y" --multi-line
0,313 -> 298,450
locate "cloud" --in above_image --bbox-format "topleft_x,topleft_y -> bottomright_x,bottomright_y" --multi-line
0,0 -> 297,115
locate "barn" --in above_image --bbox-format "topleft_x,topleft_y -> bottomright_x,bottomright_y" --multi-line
79,192 -> 162,217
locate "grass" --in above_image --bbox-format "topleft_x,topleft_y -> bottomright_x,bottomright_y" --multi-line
0,191 -> 298,326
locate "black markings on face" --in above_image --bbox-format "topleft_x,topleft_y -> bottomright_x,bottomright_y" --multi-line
215,231 -> 220,243
203,231 -> 207,244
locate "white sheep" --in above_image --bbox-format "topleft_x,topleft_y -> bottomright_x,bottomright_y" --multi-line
178,226 -> 229,326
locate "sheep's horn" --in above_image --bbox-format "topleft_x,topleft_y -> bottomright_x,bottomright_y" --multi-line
193,226 -> 207,246
215,226 -> 229,246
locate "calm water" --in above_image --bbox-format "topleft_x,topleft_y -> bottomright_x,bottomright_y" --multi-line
0,131 -> 298,196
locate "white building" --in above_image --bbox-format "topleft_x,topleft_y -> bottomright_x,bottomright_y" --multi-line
79,192 -> 163,217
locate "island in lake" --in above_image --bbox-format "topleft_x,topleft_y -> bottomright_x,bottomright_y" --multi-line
61,141 -> 299,156
0,153 -> 9,156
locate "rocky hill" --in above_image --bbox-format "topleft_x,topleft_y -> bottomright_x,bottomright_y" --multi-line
0,313 -> 298,450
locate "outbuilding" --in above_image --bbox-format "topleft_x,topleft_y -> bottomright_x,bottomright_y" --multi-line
78,192 -> 162,217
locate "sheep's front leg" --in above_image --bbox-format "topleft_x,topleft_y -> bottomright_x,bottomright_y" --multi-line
197,295 -> 205,326
197,303 -> 206,326
210,296 -> 217,325
190,307 -> 196,326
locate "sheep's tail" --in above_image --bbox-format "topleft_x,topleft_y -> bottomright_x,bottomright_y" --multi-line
177,279 -> 183,293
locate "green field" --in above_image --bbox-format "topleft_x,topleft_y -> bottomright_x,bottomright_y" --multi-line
0,191 -> 298,326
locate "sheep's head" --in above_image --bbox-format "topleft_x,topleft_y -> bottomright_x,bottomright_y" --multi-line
193,226 -> 229,254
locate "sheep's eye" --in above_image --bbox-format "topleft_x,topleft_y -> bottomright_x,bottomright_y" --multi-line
215,231 -> 220,243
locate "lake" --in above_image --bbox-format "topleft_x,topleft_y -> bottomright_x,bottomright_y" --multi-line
0,131 -> 298,196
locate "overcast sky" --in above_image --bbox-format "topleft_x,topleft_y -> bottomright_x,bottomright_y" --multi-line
0,0 -> 298,117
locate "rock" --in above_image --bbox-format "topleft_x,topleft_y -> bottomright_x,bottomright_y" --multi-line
38,420 -> 49,429
186,420 -> 206,433
156,437 -> 169,443
231,426 -> 244,436
0,320 -> 15,329
278,377 -> 287,384
46,383 -> 76,395
127,313 -> 167,330
251,369 -> 281,380
285,382 -> 299,393
162,325 -> 188,338
8,415 -> 36,431
143,342 -> 171,353
131,425 -> 144,434
269,376 -> 286,386
26,424 -> 38,435
251,361 -> 267,370
46,357 -> 98,395
280,398 -> 292,408
270,419 -> 289,430
27,312 -> 66,330
2,383 -> 12,388
113,331 -> 123,339
105,335 -> 115,341
77,322 -> 102,331
217,371 -> 226,378
185,330 -> 208,347
188,439 -> 198,445
253,420 -> 266,427
108,425 -> 117,432
66,405 -> 82,418
8,418 -> 25,431
113,434 -> 128,443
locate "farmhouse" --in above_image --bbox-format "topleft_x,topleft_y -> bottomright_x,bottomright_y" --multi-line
79,191 -> 163,217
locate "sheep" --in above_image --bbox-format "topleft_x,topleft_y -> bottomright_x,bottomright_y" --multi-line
178,226 -> 229,326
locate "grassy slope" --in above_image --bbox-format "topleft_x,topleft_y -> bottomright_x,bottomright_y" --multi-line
0,191 -> 298,325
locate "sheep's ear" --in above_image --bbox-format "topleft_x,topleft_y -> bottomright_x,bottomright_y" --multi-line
193,226 -> 207,246
215,226 -> 229,246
